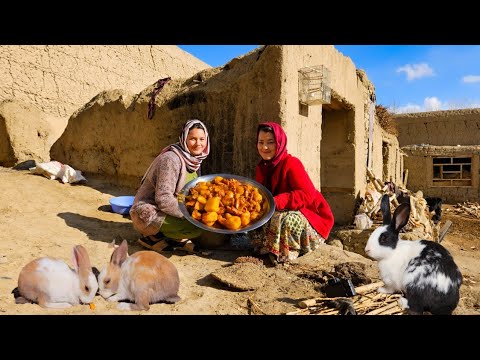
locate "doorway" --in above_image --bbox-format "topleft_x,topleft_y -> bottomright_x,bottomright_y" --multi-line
321,101 -> 356,224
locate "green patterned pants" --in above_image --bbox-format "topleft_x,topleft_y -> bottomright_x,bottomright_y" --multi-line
250,210 -> 325,263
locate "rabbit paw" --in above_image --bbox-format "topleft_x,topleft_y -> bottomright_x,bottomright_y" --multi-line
44,302 -> 73,309
107,294 -> 123,302
378,286 -> 394,294
117,302 -> 132,311
398,297 -> 410,309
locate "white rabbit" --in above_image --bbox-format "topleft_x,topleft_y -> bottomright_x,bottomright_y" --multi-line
364,195 -> 462,315
98,239 -> 180,311
15,245 -> 98,309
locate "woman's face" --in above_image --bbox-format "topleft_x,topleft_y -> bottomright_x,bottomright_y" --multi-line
186,128 -> 207,156
257,130 -> 277,161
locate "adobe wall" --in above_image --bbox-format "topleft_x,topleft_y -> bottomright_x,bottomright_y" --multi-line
0,45 -> 209,166
403,145 -> 480,202
0,45 -> 209,120
396,108 -> 480,203
378,129 -> 403,185
395,108 -> 480,147
51,47 -> 282,187
280,46 -> 355,186
280,46 -> 382,223
51,45 -> 388,225
0,100 -> 54,166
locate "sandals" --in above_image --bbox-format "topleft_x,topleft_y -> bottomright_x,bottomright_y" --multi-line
137,236 -> 173,252
137,236 -> 200,254
179,240 -> 200,254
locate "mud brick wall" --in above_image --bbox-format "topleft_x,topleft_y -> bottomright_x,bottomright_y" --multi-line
0,45 -> 209,119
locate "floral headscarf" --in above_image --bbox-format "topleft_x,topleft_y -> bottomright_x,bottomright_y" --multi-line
161,119 -> 210,172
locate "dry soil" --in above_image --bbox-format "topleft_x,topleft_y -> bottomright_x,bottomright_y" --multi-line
0,166 -> 479,315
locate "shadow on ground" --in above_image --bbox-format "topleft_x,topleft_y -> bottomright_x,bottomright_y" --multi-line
57,212 -> 137,245
74,174 -> 137,198
195,273 -> 243,292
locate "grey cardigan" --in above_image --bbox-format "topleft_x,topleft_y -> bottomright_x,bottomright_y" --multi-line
130,151 -> 191,232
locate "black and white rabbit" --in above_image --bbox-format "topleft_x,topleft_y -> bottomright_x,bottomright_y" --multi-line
364,194 -> 462,315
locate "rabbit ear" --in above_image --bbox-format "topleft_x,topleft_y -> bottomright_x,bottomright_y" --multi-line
380,194 -> 391,225
110,239 -> 128,267
72,245 -> 92,277
391,203 -> 410,233
72,245 -> 81,273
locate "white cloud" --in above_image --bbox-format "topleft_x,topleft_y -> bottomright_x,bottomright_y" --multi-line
391,96 -> 480,114
396,63 -> 435,81
462,75 -> 480,83
424,97 -> 442,111
391,103 -> 422,114
391,97 -> 442,113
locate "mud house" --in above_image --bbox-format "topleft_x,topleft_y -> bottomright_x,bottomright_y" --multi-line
395,109 -> 480,203
0,45 -> 209,166
1,45 -> 403,225
49,45 -> 403,224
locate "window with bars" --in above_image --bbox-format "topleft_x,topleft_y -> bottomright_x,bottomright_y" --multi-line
432,157 -> 472,187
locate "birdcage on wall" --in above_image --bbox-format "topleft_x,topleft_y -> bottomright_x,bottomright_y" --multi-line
298,65 -> 331,105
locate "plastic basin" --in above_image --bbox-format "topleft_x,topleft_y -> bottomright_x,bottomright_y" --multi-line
109,196 -> 135,215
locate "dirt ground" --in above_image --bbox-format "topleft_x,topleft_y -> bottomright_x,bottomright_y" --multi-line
0,166 -> 479,315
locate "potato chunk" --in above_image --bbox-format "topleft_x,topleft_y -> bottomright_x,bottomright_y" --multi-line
204,196 -> 221,212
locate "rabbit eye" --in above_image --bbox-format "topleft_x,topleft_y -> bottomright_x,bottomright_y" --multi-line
104,278 -> 111,285
379,234 -> 387,245
85,286 -> 90,292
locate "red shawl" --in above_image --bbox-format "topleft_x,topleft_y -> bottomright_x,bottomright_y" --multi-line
255,122 -> 334,239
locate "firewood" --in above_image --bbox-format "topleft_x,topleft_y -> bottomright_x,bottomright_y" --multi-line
298,282 -> 384,308
390,194 -> 400,207
366,168 -> 384,192
286,308 -> 310,315
365,301 -> 399,315
460,205 -> 479,218
379,307 -> 404,315
354,281 -> 384,295
298,296 -> 350,309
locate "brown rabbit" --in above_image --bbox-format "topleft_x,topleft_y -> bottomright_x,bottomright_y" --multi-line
15,245 -> 98,309
98,240 -> 180,311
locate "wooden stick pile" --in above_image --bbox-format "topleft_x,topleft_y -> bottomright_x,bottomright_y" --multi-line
363,168 -> 400,219
453,202 -> 480,218
287,281 -> 405,315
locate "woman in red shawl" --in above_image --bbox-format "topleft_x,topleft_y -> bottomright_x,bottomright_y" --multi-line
250,122 -> 334,264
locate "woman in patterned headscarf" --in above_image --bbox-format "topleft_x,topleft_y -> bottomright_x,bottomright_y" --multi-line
131,119 -> 210,253
249,122 -> 334,264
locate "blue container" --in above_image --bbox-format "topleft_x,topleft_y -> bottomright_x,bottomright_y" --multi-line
109,196 -> 135,215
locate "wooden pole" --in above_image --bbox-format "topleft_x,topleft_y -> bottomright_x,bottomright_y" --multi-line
403,169 -> 409,188
354,281 -> 384,295
438,220 -> 452,243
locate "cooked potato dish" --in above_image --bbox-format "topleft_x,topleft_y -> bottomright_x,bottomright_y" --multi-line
183,176 -> 268,230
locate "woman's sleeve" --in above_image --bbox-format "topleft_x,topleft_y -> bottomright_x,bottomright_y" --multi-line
255,166 -> 263,184
153,155 -> 184,218
274,158 -> 317,211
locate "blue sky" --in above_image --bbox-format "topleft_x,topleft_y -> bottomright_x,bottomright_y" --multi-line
178,45 -> 480,114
